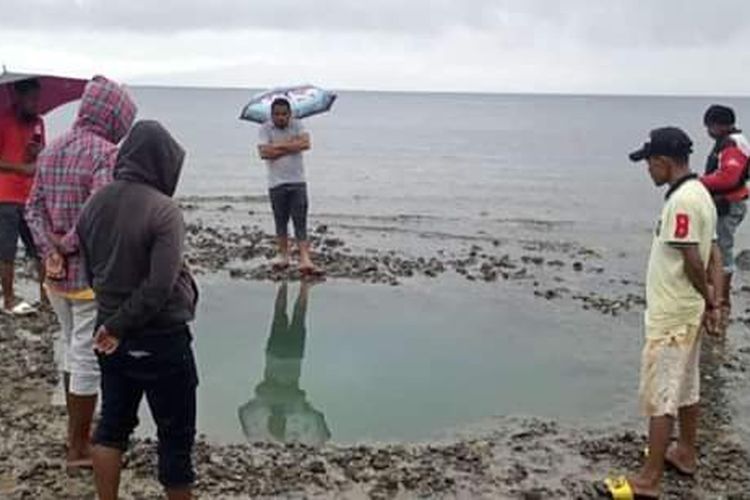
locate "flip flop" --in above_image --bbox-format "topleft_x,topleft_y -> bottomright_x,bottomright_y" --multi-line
0,301 -> 36,317
597,477 -> 659,499
12,301 -> 36,316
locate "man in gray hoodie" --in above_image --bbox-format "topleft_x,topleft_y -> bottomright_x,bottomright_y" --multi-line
77,120 -> 198,500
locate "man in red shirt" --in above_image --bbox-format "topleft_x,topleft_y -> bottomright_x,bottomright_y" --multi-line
0,78 -> 45,315
701,105 -> 749,333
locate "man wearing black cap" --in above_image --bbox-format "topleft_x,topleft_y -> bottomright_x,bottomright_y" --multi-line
602,128 -> 723,498
701,105 -> 749,334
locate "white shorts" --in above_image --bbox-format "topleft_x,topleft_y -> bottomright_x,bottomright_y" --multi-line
50,293 -> 100,396
639,324 -> 701,418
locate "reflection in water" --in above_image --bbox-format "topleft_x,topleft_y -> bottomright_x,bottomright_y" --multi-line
238,282 -> 331,446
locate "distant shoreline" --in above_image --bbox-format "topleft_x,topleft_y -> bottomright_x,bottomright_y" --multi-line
125,83 -> 750,100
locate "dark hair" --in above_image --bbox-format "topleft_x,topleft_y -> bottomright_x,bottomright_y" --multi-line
271,97 -> 291,112
704,105 -> 735,126
13,78 -> 41,96
671,153 -> 690,165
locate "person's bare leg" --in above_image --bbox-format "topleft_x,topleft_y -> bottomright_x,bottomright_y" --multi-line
667,404 -> 699,473
64,373 -> 72,449
92,445 -> 123,500
298,240 -> 312,267
721,272 -> 732,334
298,241 -> 321,274
292,186 -> 318,273
627,415 -> 673,496
1,260 -> 15,310
35,259 -> 48,306
166,488 -> 192,500
63,353 -> 97,466
723,272 -> 732,309
63,375 -> 95,462
275,237 -> 290,268
66,393 -> 97,466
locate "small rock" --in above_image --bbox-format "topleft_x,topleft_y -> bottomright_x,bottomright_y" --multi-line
308,460 -> 326,474
735,249 -> 750,271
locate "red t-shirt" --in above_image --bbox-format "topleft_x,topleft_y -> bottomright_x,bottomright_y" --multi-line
0,111 -> 45,204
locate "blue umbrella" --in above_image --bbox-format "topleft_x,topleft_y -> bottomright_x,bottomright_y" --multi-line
239,85 -> 337,124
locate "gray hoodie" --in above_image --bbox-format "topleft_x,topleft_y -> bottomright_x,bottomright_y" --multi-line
77,120 -> 198,338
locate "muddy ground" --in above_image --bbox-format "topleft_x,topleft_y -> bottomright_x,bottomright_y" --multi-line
1,200 -> 749,499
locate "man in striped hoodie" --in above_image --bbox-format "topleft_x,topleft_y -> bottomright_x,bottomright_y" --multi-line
26,76 -> 136,470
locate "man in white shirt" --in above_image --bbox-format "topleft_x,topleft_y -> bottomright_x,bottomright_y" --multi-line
257,98 -> 322,277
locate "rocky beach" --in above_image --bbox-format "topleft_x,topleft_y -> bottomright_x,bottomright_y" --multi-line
2,198 -> 750,499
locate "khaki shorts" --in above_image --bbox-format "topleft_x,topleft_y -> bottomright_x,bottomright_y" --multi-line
639,324 -> 701,418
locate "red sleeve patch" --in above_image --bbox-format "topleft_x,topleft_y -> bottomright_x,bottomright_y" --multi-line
674,213 -> 690,239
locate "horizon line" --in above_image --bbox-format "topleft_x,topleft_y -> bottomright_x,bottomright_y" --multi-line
126,82 -> 750,100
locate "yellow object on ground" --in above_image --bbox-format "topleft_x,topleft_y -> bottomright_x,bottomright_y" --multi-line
601,476 -> 659,499
604,477 -> 635,499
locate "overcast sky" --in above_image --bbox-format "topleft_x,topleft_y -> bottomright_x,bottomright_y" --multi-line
2,0 -> 750,95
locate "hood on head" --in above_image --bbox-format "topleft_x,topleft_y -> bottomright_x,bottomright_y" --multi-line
114,120 -> 186,197
75,75 -> 137,144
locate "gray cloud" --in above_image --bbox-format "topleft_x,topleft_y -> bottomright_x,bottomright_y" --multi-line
563,0 -> 750,48
15,0 -> 500,34
3,0 -> 750,95
8,0 -> 750,49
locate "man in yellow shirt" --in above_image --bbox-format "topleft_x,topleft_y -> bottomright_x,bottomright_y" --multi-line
602,127 -> 723,499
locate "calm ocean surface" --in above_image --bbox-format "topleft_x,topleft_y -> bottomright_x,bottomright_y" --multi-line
47,88 -> 750,238
46,88 -> 750,444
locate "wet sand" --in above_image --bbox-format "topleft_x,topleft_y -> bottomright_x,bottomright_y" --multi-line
1,200 -> 749,499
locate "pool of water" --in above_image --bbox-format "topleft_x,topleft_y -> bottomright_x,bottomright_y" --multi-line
186,275 -> 641,445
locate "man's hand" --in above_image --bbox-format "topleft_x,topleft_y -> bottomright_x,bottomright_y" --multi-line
258,144 -> 284,160
258,134 -> 311,161
285,133 -> 311,153
45,251 -> 66,280
677,244 -> 711,306
48,233 -> 65,252
94,326 -> 120,355
701,283 -> 721,336
703,305 -> 723,337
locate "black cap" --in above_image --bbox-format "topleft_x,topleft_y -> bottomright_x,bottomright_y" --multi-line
629,127 -> 693,162
704,105 -> 735,126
